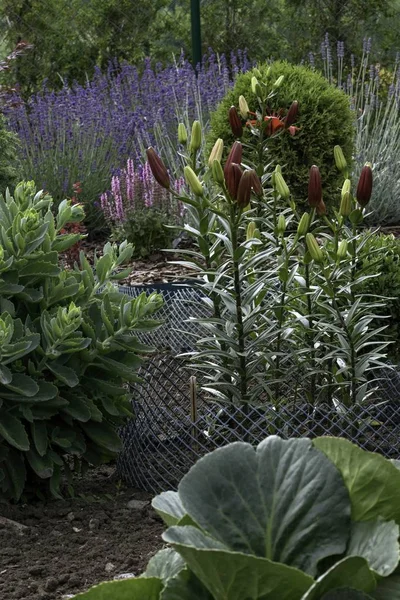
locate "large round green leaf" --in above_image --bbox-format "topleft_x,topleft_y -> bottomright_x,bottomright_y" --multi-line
300,557 -> 376,600
144,549 -> 185,582
371,573 -> 400,599
346,519 -> 399,577
177,436 -> 351,576
161,568 -> 213,600
164,525 -> 314,600
71,577 -> 163,599
313,437 -> 400,524
152,491 -> 186,526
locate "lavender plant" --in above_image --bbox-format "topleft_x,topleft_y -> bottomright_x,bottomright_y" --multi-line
5,51 -> 250,233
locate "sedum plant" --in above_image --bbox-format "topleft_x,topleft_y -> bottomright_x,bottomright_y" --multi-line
145,68 -> 390,410
73,435 -> 400,599
0,181 -> 162,500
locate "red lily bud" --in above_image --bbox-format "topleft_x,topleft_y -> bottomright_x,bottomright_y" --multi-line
284,101 -> 298,128
316,199 -> 326,216
237,170 -> 253,208
308,165 -> 322,208
225,163 -> 243,200
146,147 -> 170,189
229,106 -> 243,138
356,165 -> 373,207
248,170 -> 263,196
224,141 -> 243,180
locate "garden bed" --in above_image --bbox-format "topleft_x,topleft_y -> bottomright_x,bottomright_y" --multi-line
0,465 -> 164,600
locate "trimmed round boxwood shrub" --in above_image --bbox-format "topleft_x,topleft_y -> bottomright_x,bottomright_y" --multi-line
208,61 -> 355,207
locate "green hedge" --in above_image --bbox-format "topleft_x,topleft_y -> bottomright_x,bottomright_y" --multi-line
208,61 -> 355,207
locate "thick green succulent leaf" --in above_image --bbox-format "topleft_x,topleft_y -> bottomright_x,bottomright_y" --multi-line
161,568 -> 213,600
26,447 -> 53,478
71,577 -> 163,599
0,412 -> 29,450
31,420 -> 48,456
0,364 -> 12,384
5,447 -> 26,501
144,549 -> 185,582
177,436 -> 351,576
371,573 -> 400,599
46,361 -> 79,387
300,557 -> 376,599
313,437 -> 400,524
164,525 -> 314,600
3,373 -> 39,397
152,491 -> 187,526
80,421 -> 122,454
346,519 -> 399,576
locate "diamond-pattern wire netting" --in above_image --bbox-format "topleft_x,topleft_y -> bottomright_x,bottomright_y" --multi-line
116,284 -> 400,493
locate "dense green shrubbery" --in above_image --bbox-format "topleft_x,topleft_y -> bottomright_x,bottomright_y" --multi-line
357,232 -> 400,359
0,182 -> 162,500
112,208 -> 177,257
208,61 -> 355,208
0,114 -> 19,193
74,435 -> 400,599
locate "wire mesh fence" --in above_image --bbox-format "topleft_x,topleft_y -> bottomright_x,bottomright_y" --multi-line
117,284 -> 400,493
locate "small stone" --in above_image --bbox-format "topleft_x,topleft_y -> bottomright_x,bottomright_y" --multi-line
89,518 -> 99,531
28,565 -> 44,576
67,512 -> 75,522
114,573 -> 136,580
72,526 -> 82,533
45,577 -> 59,592
105,562 -> 115,573
126,499 -> 149,510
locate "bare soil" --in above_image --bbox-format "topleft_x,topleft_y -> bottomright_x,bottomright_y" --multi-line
0,465 -> 164,600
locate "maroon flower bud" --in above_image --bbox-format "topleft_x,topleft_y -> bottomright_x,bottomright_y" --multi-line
356,165 -> 373,207
308,165 -> 322,208
316,199 -> 326,216
224,141 -> 243,180
284,101 -> 298,128
146,147 -> 170,189
229,106 -> 243,138
225,163 -> 243,200
237,170 -> 253,208
248,169 -> 263,196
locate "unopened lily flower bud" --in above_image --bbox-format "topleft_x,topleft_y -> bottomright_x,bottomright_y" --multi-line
308,165 -> 322,207
273,75 -> 284,88
271,164 -> 282,187
306,233 -> 324,263
229,106 -> 243,138
316,199 -> 326,216
339,191 -> 352,217
356,165 -> 373,207
246,221 -> 256,240
251,76 -> 259,94
274,171 -> 290,200
224,141 -> 243,179
253,68 -> 262,79
225,163 -> 243,200
211,159 -> 225,185
208,138 -> 224,167
334,145 -> 347,173
239,95 -> 250,119
184,165 -> 203,197
297,212 -> 310,237
237,170 -> 254,208
189,120 -> 202,153
178,123 -> 187,144
146,147 -> 170,189
285,101 -> 298,128
341,178 -> 351,198
248,170 -> 263,196
337,239 -> 348,261
277,214 -> 286,235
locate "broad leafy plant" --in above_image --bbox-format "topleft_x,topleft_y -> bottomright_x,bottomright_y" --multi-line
72,435 -> 400,599
0,181 -> 162,500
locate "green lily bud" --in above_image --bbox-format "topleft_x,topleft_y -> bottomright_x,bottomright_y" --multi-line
334,145 -> 347,173
297,212 -> 310,237
271,164 -> 282,187
184,166 -> 203,197
239,95 -> 250,119
277,214 -> 286,235
189,120 -> 202,153
253,68 -> 262,79
339,191 -> 353,217
211,159 -> 225,185
337,239 -> 348,261
306,233 -> 324,263
251,76 -> 262,97
253,228 -> 261,239
246,221 -> 256,240
341,178 -> 351,198
178,123 -> 187,144
208,138 -> 224,167
273,75 -> 284,88
274,171 -> 290,200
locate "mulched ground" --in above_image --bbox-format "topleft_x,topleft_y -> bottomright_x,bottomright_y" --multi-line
0,465 -> 165,600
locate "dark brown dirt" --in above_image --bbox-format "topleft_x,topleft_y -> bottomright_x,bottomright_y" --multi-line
0,465 -> 164,600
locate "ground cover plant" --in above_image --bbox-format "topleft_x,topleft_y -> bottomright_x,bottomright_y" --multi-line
72,435 -> 400,599
0,180 -> 162,501
144,67 -> 391,409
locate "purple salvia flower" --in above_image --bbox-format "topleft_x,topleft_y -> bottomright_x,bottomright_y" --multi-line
126,157 -> 135,205
111,174 -> 124,222
337,41 -> 345,59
